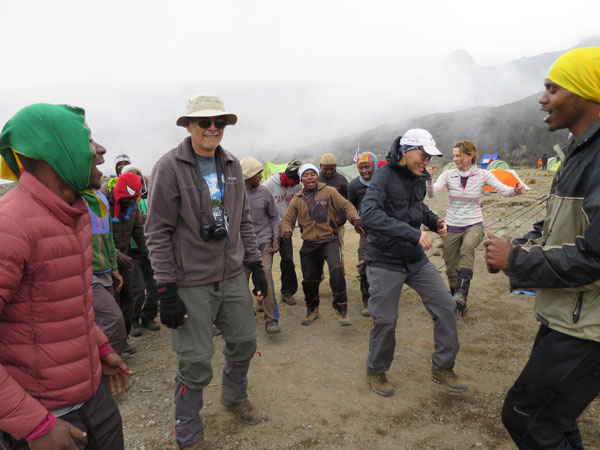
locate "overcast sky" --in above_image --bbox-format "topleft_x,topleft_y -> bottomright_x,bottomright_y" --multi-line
1,0 -> 598,173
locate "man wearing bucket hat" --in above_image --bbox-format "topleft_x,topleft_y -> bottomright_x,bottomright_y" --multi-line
281,163 -> 360,326
0,104 -> 130,449
485,47 -> 600,449
319,153 -> 350,248
240,156 -> 281,334
146,94 -> 267,449
263,159 -> 302,305
361,128 -> 468,397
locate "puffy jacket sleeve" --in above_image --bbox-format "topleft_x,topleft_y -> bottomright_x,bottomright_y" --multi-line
0,216 -> 48,438
146,156 -> 180,284
361,168 -> 421,245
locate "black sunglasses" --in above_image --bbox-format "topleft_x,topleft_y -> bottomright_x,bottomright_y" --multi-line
196,118 -> 228,129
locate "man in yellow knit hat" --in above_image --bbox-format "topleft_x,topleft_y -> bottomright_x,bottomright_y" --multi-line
485,47 -> 600,449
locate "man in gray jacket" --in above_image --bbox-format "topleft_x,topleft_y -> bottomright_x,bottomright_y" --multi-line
145,94 -> 268,450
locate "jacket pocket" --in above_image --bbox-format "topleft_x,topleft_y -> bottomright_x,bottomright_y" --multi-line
311,199 -> 329,222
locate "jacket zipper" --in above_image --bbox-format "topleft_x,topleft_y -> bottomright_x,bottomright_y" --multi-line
573,292 -> 584,324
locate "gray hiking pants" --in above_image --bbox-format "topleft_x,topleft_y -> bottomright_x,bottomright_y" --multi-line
366,262 -> 460,373
171,274 -> 257,448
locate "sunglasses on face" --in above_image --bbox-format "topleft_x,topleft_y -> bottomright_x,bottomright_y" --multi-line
196,118 -> 228,129
410,149 -> 431,162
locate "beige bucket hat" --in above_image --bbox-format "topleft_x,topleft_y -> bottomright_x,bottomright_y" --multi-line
176,94 -> 238,127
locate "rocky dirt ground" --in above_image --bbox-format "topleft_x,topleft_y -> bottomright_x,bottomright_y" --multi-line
111,168 -> 600,449
2,168 -> 599,449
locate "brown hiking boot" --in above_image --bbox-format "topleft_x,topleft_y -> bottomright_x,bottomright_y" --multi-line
360,306 -> 371,317
220,398 -> 260,425
178,436 -> 214,450
301,307 -> 318,325
281,292 -> 297,305
365,370 -> 394,397
432,366 -> 469,394
337,309 -> 352,326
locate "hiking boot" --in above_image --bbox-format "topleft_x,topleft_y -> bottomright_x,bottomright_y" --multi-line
337,309 -> 352,326
220,397 -> 260,425
365,370 -> 394,397
432,365 -> 469,394
360,306 -> 371,317
266,322 -> 281,334
301,307 -> 318,325
142,319 -> 161,331
254,299 -> 264,312
177,436 -> 214,450
130,321 -> 143,337
453,292 -> 468,317
281,292 -> 297,305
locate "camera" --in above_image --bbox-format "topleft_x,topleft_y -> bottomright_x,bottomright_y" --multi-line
200,207 -> 229,241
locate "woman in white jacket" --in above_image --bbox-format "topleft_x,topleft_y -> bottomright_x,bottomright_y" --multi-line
427,140 -> 525,316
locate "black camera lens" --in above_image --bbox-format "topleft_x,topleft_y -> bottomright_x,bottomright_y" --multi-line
212,225 -> 228,241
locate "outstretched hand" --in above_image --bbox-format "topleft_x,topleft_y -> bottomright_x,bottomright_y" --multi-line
101,352 -> 132,394
514,181 -> 526,195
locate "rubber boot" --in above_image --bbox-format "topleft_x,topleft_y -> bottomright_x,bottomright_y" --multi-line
453,269 -> 472,317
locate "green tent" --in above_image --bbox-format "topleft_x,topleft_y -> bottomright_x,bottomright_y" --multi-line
546,157 -> 558,170
442,162 -> 456,171
261,160 -> 288,181
549,160 -> 562,172
337,164 -> 360,181
487,159 -> 510,170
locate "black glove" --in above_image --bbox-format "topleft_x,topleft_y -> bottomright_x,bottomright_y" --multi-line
248,260 -> 268,298
157,282 -> 187,329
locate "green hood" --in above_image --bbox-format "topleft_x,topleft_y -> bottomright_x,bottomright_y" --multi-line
0,103 -> 93,191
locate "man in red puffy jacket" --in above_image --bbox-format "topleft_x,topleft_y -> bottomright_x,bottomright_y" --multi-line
0,104 -> 131,450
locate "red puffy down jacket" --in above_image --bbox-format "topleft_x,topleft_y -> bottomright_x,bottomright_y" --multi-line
0,173 -> 107,439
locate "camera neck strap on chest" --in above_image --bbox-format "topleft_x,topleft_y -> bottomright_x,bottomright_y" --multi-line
193,148 -> 225,221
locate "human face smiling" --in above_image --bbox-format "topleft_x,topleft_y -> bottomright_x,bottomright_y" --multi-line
358,162 -> 374,181
401,148 -> 430,177
187,116 -> 225,156
452,147 -> 473,171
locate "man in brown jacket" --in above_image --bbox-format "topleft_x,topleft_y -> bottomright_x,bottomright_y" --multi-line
281,163 -> 359,326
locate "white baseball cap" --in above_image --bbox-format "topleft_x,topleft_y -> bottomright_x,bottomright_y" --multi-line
399,129 -> 442,157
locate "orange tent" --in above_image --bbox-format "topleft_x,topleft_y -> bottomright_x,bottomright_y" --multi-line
483,169 -> 523,192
